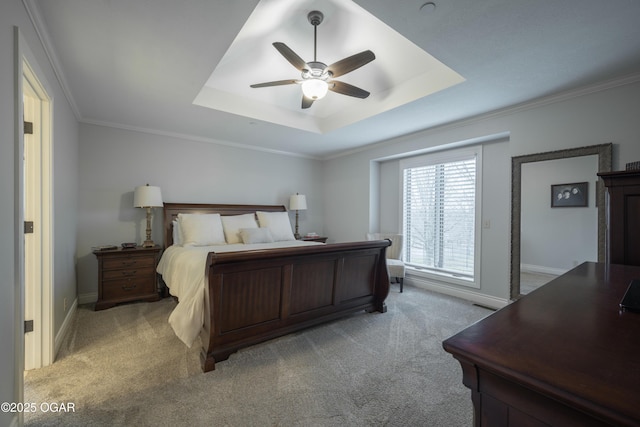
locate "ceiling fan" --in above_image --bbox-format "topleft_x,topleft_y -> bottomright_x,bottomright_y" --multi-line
250,10 -> 375,109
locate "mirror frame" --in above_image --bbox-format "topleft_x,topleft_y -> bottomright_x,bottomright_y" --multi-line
510,143 -> 612,299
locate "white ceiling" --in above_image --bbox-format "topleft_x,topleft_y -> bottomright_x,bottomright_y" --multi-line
29,0 -> 640,159
193,0 -> 464,134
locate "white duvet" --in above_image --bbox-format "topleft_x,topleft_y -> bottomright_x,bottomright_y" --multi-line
156,241 -> 323,347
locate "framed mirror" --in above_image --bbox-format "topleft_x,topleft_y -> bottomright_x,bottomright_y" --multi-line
510,143 -> 612,299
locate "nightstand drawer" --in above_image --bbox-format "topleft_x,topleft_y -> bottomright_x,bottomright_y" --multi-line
103,255 -> 155,270
102,277 -> 156,301
93,246 -> 162,310
102,266 -> 155,281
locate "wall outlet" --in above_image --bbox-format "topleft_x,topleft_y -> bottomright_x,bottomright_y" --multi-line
482,219 -> 491,229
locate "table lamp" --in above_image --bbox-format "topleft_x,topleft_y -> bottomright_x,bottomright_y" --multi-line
289,193 -> 307,239
134,184 -> 163,247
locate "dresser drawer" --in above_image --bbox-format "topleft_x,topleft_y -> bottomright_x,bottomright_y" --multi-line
103,255 -> 156,270
102,277 -> 156,301
102,266 -> 155,281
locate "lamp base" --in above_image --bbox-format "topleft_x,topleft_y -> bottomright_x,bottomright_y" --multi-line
294,210 -> 301,240
142,240 -> 155,248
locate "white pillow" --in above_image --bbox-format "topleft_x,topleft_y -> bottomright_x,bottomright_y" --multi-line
256,211 -> 296,241
178,213 -> 226,246
239,227 -> 274,244
172,219 -> 182,246
221,213 -> 258,244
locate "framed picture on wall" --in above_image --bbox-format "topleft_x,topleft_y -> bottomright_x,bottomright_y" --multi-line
551,182 -> 588,207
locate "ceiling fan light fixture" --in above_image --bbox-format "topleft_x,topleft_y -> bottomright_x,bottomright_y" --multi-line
301,78 -> 328,100
249,10 -> 374,108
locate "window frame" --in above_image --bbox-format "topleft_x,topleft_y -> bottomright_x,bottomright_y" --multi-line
399,146 -> 483,289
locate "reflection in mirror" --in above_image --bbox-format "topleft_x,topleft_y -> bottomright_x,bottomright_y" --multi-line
511,143 -> 612,300
520,156 -> 598,294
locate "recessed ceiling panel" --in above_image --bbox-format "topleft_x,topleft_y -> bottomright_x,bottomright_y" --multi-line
193,0 -> 465,133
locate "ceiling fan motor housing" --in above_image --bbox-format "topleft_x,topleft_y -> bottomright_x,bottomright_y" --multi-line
307,10 -> 324,26
303,61 -> 330,79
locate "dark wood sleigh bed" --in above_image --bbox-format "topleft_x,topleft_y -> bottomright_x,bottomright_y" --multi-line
161,203 -> 391,372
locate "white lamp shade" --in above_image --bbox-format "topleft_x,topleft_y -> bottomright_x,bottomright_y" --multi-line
289,194 -> 307,211
301,79 -> 328,100
134,185 -> 163,208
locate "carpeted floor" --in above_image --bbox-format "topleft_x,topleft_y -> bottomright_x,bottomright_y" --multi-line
520,271 -> 558,295
24,286 -> 493,426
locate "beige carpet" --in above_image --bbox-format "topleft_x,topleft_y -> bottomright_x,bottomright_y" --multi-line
24,286 -> 492,426
520,271 -> 558,294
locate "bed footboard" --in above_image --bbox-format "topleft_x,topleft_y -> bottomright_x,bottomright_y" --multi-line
200,240 -> 391,372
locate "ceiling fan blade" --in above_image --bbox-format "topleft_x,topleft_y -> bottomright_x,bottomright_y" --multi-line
273,42 -> 308,71
326,50 -> 375,78
301,95 -> 314,109
329,81 -> 370,99
250,79 -> 298,88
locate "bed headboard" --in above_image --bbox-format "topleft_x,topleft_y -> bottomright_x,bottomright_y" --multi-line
162,202 -> 287,249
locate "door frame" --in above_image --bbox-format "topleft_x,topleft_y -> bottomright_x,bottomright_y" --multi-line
22,59 -> 53,370
14,25 -> 54,392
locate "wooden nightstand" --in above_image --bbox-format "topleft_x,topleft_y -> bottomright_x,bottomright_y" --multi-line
301,236 -> 328,243
93,246 -> 162,311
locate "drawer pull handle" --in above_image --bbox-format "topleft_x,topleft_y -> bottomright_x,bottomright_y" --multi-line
122,284 -> 137,291
122,261 -> 137,267
122,270 -> 137,276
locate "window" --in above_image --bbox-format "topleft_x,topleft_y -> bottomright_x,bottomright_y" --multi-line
401,147 -> 481,286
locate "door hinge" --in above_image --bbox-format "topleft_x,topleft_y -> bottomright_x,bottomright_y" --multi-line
24,121 -> 33,135
24,221 -> 34,234
24,320 -> 34,333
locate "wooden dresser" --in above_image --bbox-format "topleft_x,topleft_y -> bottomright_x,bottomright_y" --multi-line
598,170 -> 640,266
93,246 -> 161,310
443,262 -> 640,426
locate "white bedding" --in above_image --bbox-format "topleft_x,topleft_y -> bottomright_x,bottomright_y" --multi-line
156,241 -> 323,347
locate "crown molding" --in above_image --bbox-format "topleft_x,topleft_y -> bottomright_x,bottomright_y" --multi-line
22,0 -> 82,121
80,118 -> 321,160
327,71 -> 640,160
491,71 -> 640,119
83,71 -> 640,162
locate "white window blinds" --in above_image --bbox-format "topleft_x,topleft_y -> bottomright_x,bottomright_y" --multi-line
402,154 -> 477,278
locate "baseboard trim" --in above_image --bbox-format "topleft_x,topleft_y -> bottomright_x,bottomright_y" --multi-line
408,276 -> 509,310
54,298 -> 77,360
78,292 -> 97,305
521,263 -> 567,276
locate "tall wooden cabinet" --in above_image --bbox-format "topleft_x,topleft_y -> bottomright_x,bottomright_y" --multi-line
598,170 -> 640,266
